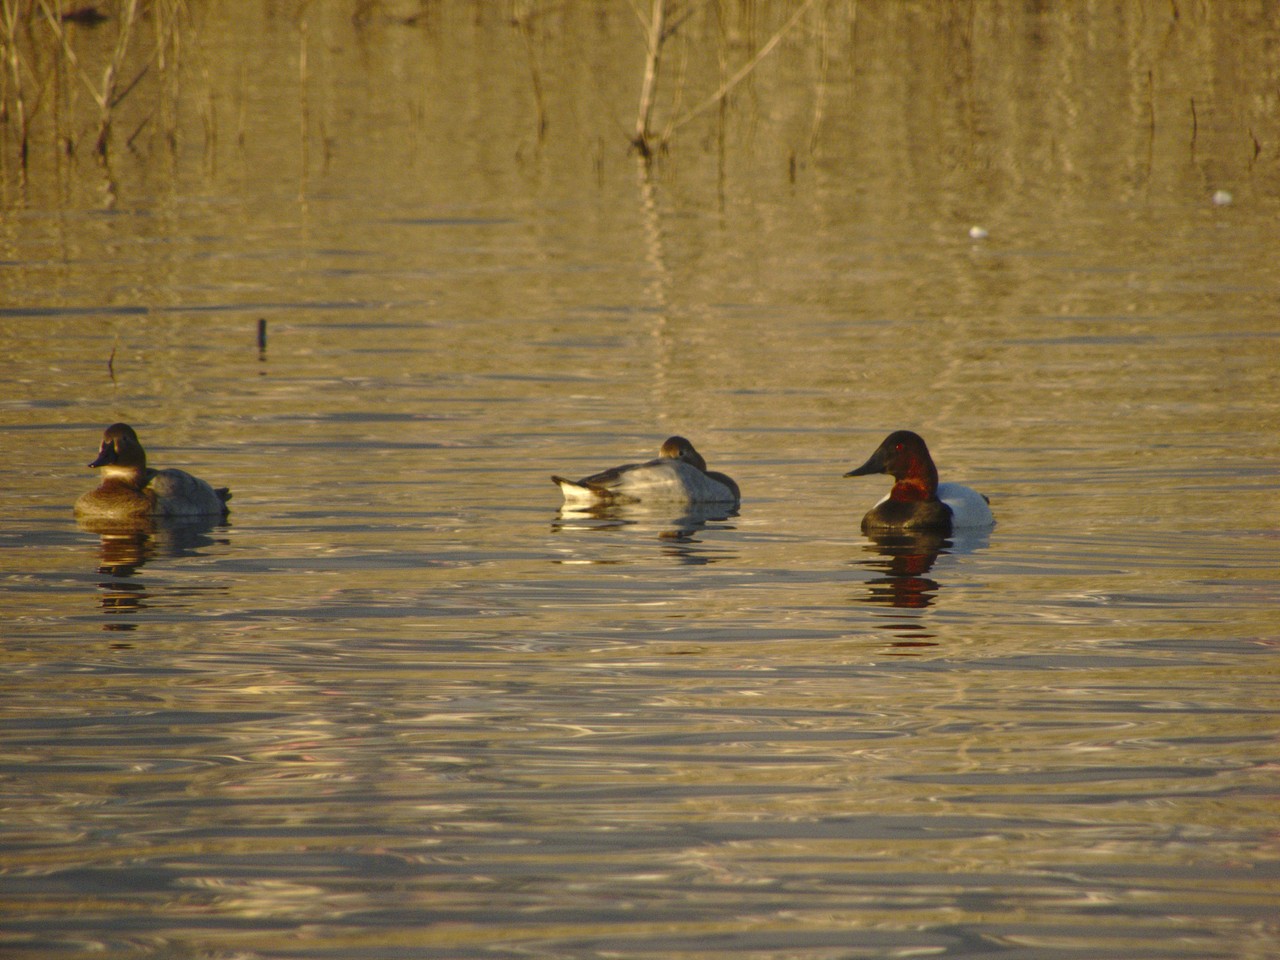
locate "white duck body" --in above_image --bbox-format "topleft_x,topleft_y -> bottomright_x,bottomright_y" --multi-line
936,482 -> 994,529
553,436 -> 740,507
555,458 -> 738,506
868,482 -> 993,530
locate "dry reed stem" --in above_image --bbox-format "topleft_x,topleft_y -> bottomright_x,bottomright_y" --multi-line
34,0 -> 146,160
93,0 -> 140,157
632,0 -> 818,156
1,0 -> 29,168
665,0 -> 818,140
631,0 -> 665,156
514,4 -> 547,142
807,0 -> 836,158
153,0 -> 182,152
298,15 -> 309,198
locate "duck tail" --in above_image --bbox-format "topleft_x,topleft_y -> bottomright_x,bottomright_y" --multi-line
552,475 -> 605,506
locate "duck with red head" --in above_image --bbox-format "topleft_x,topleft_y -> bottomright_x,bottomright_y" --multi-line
844,430 -> 993,535
75,423 -> 231,521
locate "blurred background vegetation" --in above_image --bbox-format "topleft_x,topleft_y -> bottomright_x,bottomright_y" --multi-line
3,0 -> 1277,195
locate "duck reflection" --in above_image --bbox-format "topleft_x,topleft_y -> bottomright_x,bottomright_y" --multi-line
855,528 -> 991,610
857,531 -> 947,610
552,502 -> 738,566
77,515 -> 229,629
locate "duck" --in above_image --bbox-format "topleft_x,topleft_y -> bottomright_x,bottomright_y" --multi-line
843,430 -> 993,534
553,436 -> 740,506
74,423 -> 231,521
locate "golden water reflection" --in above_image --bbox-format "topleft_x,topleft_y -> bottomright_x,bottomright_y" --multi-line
552,503 -> 740,567
77,515 -> 230,629
2,2 -> 1279,958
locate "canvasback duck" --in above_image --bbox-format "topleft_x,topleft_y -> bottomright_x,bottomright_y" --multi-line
553,436 -> 740,506
75,423 -> 231,520
843,430 -> 993,534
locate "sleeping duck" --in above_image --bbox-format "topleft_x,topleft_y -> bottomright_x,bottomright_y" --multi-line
553,436 -> 739,506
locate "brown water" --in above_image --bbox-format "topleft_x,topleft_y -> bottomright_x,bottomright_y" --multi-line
2,3 -> 1278,958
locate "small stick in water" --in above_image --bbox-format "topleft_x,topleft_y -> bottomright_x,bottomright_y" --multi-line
257,318 -> 267,357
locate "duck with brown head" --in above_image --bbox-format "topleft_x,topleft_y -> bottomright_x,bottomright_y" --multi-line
75,423 -> 231,521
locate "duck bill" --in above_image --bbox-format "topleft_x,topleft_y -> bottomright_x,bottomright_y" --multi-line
843,451 -> 885,478
89,445 -> 118,468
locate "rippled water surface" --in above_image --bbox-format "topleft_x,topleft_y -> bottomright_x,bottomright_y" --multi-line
2,3 -> 1279,958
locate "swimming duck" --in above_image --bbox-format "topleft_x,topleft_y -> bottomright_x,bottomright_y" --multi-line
843,430 -> 993,534
553,436 -> 740,506
75,423 -> 231,520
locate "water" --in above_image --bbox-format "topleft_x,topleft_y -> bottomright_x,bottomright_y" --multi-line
2,3 -> 1278,958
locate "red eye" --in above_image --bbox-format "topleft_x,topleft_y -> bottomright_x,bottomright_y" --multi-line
895,443 -> 903,452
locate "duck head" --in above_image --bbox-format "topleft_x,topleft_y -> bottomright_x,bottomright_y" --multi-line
659,436 -> 708,472
89,423 -> 148,481
844,430 -> 939,501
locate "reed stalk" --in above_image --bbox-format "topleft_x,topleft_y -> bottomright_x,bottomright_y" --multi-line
92,0 -> 140,157
514,2 -> 548,142
34,0 -> 144,160
1,0 -> 29,168
632,0 -> 818,157
152,0 -> 186,153
807,0 -> 836,158
631,0 -> 665,157
298,14 -> 309,197
664,0 -> 817,140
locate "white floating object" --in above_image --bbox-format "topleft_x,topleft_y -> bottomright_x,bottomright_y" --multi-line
968,225 -> 989,240
1212,189 -> 1233,206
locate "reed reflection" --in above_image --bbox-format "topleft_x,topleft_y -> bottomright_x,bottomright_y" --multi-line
77,515 -> 229,629
552,503 -> 738,566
